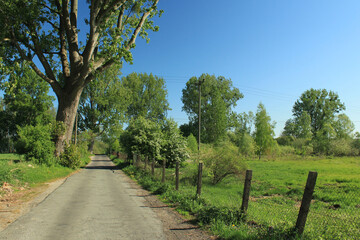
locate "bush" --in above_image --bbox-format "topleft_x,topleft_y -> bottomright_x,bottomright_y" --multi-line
328,139 -> 358,156
59,143 -> 81,169
202,142 -> 247,185
16,124 -> 55,165
187,134 -> 198,153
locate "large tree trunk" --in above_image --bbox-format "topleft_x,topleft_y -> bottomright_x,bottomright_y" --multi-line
55,86 -> 84,156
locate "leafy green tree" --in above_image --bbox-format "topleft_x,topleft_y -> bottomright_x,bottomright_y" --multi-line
0,63 -> 55,152
181,73 -> 243,143
16,124 -> 56,165
254,103 -> 276,160
332,114 -> 354,139
120,116 -> 163,162
202,142 -> 246,185
121,72 -> 170,121
161,118 -> 189,166
313,122 -> 336,154
186,133 -> 198,153
283,111 -> 312,139
230,112 -> 255,156
78,64 -> 128,152
0,0 -> 161,154
1,63 -> 55,127
292,89 -> 345,135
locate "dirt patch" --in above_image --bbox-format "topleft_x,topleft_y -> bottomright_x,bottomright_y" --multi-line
116,170 -> 218,240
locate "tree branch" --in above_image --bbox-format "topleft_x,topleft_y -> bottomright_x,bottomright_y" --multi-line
125,0 -> 159,51
96,0 -> 127,24
61,0 -> 81,70
10,36 -> 62,96
56,1 -> 71,78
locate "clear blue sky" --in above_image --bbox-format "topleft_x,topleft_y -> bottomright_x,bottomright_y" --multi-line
121,0 -> 360,136
2,1 -> 360,137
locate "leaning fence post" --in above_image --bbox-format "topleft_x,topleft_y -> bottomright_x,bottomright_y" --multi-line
241,170 -> 253,214
162,159 -> 166,183
175,161 -> 179,190
295,171 -> 318,235
196,162 -> 203,196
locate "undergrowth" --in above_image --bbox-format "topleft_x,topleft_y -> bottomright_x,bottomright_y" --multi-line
117,161 -> 303,240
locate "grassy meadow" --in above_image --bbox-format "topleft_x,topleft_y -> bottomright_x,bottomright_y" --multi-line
121,156 -> 360,239
0,153 -> 90,188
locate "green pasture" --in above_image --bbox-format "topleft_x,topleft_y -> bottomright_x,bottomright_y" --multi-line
0,153 -> 82,187
132,156 -> 360,239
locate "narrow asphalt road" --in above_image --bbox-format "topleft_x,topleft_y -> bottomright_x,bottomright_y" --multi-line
0,155 -> 166,240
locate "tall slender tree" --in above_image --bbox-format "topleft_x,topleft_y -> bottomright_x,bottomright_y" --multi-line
254,103 -> 276,160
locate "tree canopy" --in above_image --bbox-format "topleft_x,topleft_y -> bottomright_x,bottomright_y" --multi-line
121,72 -> 170,121
78,64 -> 128,151
292,88 -> 345,135
181,73 -> 243,143
0,0 -> 161,154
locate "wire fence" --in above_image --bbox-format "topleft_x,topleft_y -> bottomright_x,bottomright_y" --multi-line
118,153 -> 359,239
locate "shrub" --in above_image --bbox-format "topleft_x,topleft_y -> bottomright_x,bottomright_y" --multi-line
238,133 -> 255,156
59,143 -> 81,169
202,142 -> 247,185
187,133 -> 198,153
16,124 -> 55,165
328,139 -> 358,156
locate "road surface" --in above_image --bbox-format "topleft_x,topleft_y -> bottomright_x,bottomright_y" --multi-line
0,155 -> 166,240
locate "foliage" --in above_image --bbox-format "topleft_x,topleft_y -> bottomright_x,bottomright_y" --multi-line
283,111 -> 312,139
328,138 -> 358,156
116,153 -> 360,240
254,103 -> 276,159
202,142 -> 246,185
16,124 -> 55,166
292,88 -> 345,136
121,72 -> 170,121
181,73 -> 243,143
332,113 -> 355,139
0,0 -> 162,154
0,153 -> 74,187
161,119 -> 189,167
120,116 -> 163,161
187,134 -> 198,153
59,143 -> 81,169
78,64 -> 128,152
0,63 -> 55,151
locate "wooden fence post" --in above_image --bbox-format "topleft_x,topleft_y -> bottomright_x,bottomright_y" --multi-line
295,171 -> 318,235
196,162 -> 203,196
162,159 -> 166,183
241,170 -> 253,214
175,161 -> 179,190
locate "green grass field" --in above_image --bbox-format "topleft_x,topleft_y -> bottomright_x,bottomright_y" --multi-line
0,153 -> 78,188
131,156 -> 360,239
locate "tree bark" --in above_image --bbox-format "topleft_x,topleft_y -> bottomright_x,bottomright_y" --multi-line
55,85 -> 84,156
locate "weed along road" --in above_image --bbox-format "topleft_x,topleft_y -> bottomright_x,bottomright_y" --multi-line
0,155 -> 166,240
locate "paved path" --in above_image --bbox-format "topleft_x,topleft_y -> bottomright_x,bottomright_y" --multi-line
0,155 -> 166,240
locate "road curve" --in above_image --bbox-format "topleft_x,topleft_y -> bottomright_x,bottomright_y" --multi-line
0,155 -> 166,240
